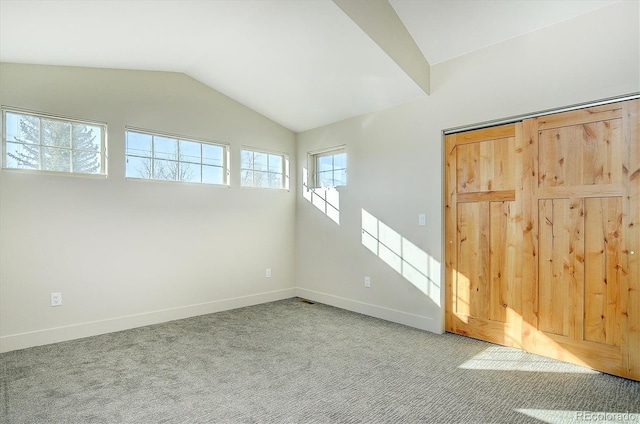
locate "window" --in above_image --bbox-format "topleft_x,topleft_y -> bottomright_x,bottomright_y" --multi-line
2,108 -> 106,175
125,129 -> 229,185
309,146 -> 346,188
240,149 -> 289,189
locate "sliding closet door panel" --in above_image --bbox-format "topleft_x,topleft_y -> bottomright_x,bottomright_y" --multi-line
446,124 -> 522,348
522,101 -> 633,378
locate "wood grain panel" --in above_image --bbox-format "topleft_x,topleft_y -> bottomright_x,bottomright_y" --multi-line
537,197 -> 586,339
520,117 -> 539,347
445,134 -> 457,333
489,201 -> 516,323
479,138 -> 494,191
527,330 -> 624,375
537,184 -> 623,199
490,137 -> 515,191
454,124 -> 515,145
538,199 -> 564,336
582,120 -> 623,185
568,198 -> 585,341
539,120 -> 622,188
622,100 -> 640,380
539,126 -> 580,187
457,137 -> 515,193
457,202 -> 491,319
584,197 -> 623,346
451,315 -> 521,346
602,198 -> 621,349
537,104 -> 622,130
456,202 -> 478,316
476,203 -> 490,320
583,123 -> 606,184
584,198 -> 606,344
456,142 -> 480,193
457,190 -> 515,203
489,201 -> 505,323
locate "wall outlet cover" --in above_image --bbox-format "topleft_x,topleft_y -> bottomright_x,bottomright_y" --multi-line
51,292 -> 62,307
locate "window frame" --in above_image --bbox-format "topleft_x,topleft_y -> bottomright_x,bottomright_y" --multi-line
240,147 -> 290,190
2,107 -> 107,176
124,127 -> 230,186
308,145 -> 347,188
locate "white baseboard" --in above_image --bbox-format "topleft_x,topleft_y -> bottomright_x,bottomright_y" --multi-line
0,288 -> 296,353
296,288 -> 443,334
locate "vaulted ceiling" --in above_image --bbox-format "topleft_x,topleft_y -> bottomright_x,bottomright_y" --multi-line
0,0 -> 619,132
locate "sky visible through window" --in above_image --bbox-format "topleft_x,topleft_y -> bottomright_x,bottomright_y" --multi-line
125,130 -> 226,184
317,150 -> 346,187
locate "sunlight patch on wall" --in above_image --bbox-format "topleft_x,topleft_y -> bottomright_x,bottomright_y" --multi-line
361,209 -> 440,306
516,409 -> 639,424
303,167 -> 340,224
459,346 -> 599,374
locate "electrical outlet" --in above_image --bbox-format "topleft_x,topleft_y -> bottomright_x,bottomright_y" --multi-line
364,276 -> 371,288
266,268 -> 272,278
418,213 -> 426,226
51,292 -> 62,307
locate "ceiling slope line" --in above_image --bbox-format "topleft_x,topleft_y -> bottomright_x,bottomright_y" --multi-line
333,0 -> 430,95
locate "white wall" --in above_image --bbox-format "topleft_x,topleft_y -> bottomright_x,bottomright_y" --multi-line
0,64 -> 297,352
295,0 -> 640,333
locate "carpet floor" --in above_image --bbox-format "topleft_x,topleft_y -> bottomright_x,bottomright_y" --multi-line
1,297 -> 639,423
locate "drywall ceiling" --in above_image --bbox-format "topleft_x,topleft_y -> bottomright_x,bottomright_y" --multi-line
0,0 -> 620,132
390,0 -> 619,65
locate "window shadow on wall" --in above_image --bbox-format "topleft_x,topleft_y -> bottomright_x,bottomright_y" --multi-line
302,167 -> 340,224
361,209 -> 440,306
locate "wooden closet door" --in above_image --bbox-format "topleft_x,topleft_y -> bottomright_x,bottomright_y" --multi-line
445,99 -> 638,380
521,100 -> 639,379
445,124 -> 523,347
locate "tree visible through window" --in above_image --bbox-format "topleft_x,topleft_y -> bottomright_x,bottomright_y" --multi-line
3,110 -> 105,175
240,149 -> 289,189
125,129 -> 228,185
